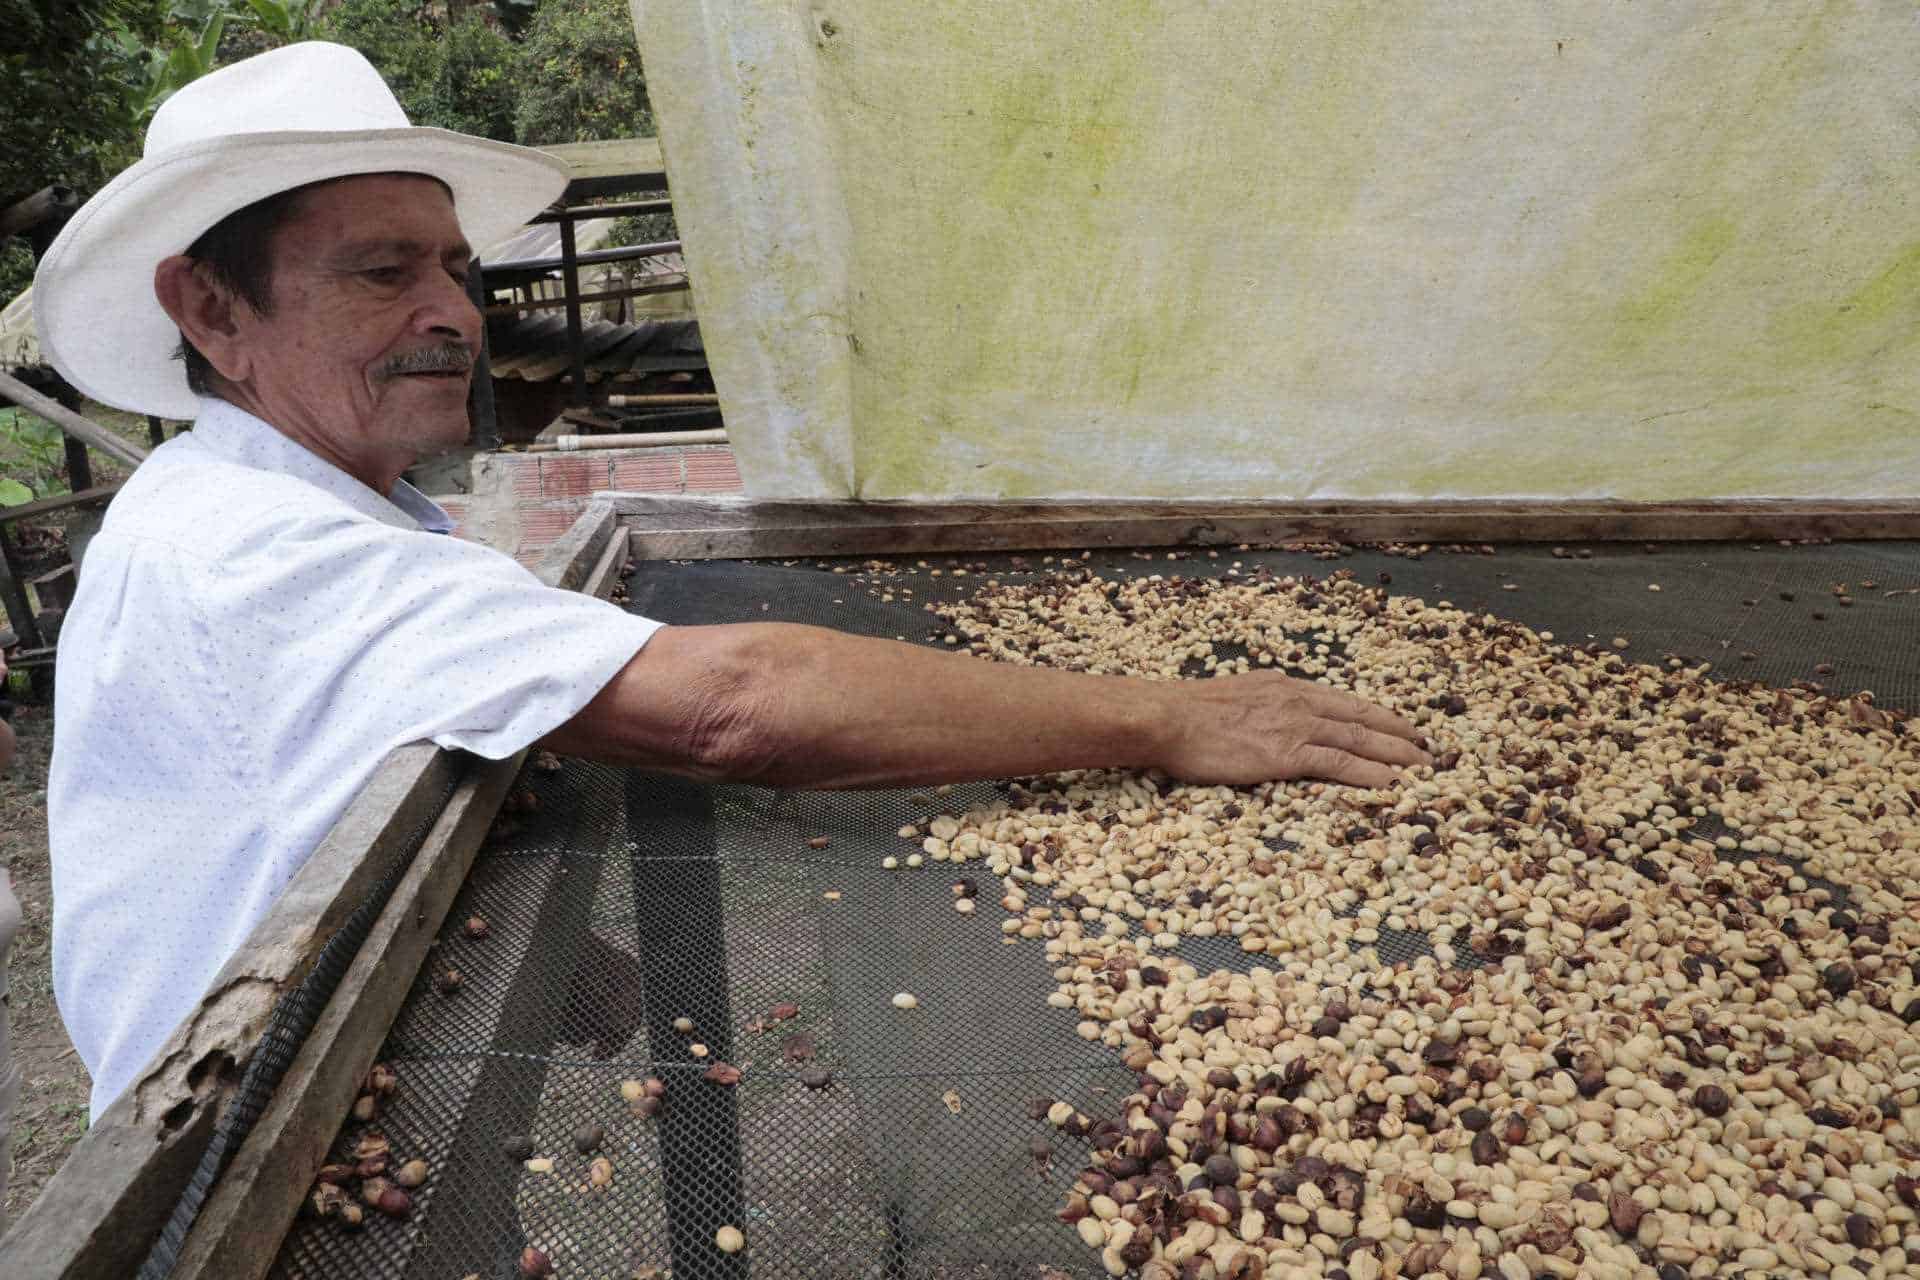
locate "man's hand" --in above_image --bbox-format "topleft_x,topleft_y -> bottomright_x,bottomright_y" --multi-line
1149,672 -> 1427,788
546,623 -> 1428,791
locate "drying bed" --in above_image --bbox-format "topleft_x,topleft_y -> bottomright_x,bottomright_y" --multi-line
271,541 -> 1920,1280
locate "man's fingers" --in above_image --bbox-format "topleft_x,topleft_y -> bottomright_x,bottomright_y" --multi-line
1311,718 -> 1430,768
1300,685 -> 1422,741
1289,744 -> 1402,789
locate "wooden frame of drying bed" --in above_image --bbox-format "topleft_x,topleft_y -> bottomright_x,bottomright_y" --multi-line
0,503 -> 630,1280
610,495 -> 1920,561
10,486 -> 1919,1278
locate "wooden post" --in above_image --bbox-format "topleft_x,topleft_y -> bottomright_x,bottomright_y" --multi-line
146,417 -> 167,448
465,257 -> 500,449
558,215 -> 589,410
0,521 -> 42,651
63,434 -> 93,494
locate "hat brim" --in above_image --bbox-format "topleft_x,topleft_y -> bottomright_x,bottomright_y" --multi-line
33,128 -> 571,420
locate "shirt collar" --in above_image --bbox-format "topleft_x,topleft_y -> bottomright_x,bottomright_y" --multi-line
190,398 -> 455,534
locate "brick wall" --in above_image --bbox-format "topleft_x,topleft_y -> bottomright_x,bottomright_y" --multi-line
481,444 -> 744,567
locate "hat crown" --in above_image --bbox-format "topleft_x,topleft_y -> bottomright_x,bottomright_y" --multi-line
145,42 -> 411,157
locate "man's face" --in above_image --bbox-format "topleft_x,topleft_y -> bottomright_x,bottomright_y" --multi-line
239,174 -> 480,470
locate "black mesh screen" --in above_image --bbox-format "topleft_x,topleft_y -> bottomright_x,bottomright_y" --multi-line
268,540 -> 1920,1279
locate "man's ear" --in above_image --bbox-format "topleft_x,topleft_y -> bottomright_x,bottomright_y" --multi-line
153,256 -> 256,384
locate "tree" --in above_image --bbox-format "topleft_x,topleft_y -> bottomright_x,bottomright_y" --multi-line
0,0 -> 169,300
431,10 -> 521,143
513,0 -> 652,146
0,0 -> 165,209
320,0 -> 521,144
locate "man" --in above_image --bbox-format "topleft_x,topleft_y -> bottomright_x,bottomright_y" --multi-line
35,43 -> 1426,1121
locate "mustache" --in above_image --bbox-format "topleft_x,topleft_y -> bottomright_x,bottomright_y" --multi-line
376,343 -> 474,379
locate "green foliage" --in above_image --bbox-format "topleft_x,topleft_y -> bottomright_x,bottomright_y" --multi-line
608,210 -> 678,247
317,0 -> 441,124
0,242 -> 33,311
0,0 -> 668,317
428,11 -> 521,142
0,0 -> 164,209
320,1 -> 520,142
235,0 -> 323,42
0,408 -> 71,504
489,0 -> 541,38
122,6 -> 227,119
514,0 -> 652,146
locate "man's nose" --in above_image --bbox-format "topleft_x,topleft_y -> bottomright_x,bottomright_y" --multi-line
417,261 -> 482,344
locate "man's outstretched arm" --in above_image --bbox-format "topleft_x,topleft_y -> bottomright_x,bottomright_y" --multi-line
541,623 -> 1428,790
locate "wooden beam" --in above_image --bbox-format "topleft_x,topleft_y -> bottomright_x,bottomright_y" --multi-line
0,482 -> 122,527
605,495 -> 1920,561
0,369 -> 148,470
534,499 -> 620,591
0,744 -> 458,1280
2,645 -> 53,670
163,749 -> 526,1280
0,185 -> 78,241
165,521 -> 634,1280
537,136 -> 667,185
0,516 -> 624,1278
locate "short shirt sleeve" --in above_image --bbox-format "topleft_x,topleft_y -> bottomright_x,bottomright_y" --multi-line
197,511 -> 662,762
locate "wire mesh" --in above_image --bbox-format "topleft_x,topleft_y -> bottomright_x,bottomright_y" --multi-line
269,539 -> 1920,1280
139,759 -> 465,1279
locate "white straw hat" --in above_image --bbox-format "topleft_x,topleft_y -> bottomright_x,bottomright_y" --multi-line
33,41 -> 570,419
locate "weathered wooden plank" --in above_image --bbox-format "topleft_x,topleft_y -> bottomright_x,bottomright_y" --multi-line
0,744 -> 457,1280
606,495 -> 1920,560
534,499 -> 619,592
167,514 -> 634,1280
0,482 -> 122,526
0,368 -> 148,469
0,512 -> 625,1277
164,749 -> 526,1280
537,136 -> 667,184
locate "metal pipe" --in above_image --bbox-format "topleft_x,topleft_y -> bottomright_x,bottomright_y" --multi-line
481,240 -> 682,275
526,429 -> 728,452
481,277 -> 689,317
528,198 -> 674,225
605,393 -> 718,408
0,368 -> 148,469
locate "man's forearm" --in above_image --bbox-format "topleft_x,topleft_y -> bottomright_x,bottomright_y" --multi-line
547,623 -> 1177,789
546,620 -> 1427,790
725,624 -> 1178,788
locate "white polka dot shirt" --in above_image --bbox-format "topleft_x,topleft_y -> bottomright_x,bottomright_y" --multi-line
49,398 -> 660,1119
